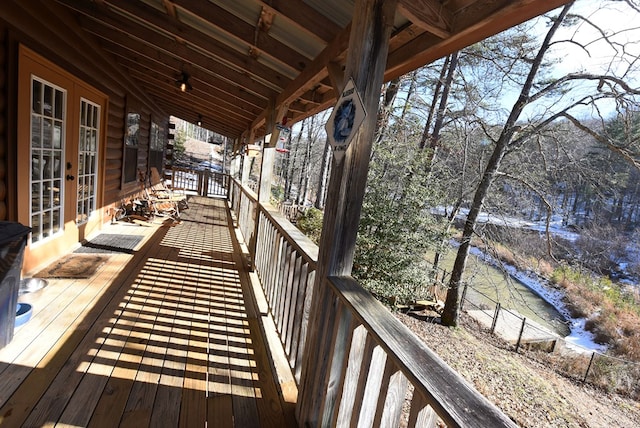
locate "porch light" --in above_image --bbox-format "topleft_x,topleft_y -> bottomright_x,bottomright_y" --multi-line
176,72 -> 192,92
197,114 -> 202,126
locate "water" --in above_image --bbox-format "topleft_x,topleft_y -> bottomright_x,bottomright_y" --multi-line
430,249 -> 571,336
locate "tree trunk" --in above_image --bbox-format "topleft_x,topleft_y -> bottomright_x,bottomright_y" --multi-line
286,119 -> 305,200
296,117 -> 314,205
419,51 -> 459,164
374,77 -> 401,147
315,137 -> 331,209
441,2 -> 573,326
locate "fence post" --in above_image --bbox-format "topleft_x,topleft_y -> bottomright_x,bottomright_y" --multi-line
515,317 -> 527,352
583,352 -> 597,383
459,282 -> 468,312
490,303 -> 501,334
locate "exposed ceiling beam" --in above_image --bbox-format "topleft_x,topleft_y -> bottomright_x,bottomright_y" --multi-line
101,40 -> 267,113
169,0 -> 313,72
250,23 -> 352,132
57,0 -> 290,92
386,0 -> 570,81
125,67 -> 257,124
398,0 -> 452,39
80,17 -> 277,101
254,0 -> 343,44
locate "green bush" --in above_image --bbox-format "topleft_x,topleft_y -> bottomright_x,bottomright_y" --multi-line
353,145 -> 446,307
297,207 -> 323,245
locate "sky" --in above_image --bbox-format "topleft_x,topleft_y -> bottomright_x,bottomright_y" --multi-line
528,0 -> 640,119
550,1 -> 640,75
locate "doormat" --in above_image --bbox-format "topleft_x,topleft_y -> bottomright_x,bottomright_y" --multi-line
74,234 -> 144,254
34,254 -> 109,279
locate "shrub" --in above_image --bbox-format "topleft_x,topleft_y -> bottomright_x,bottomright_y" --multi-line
296,207 -> 323,245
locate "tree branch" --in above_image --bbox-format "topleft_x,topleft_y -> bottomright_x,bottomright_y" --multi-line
561,112 -> 640,171
494,171 -> 557,261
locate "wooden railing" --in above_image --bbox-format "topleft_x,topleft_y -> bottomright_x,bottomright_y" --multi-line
254,202 -> 318,383
229,178 -> 257,250
228,178 -> 516,428
169,166 -> 228,198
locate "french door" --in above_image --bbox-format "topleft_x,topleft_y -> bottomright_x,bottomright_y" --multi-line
76,99 -> 101,225
29,76 -> 65,244
18,46 -> 107,272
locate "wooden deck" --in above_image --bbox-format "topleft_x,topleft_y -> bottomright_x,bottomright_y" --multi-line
0,196 -> 296,427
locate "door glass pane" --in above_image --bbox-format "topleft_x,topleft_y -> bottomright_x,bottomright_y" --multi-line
55,90 -> 63,120
76,99 -> 100,224
32,80 -> 42,114
32,154 -> 41,181
43,118 -> 53,148
53,209 -> 61,233
30,76 -> 65,243
31,116 -> 42,147
53,121 -> 63,149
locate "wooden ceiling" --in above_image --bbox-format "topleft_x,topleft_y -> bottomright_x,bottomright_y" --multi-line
54,0 -> 570,140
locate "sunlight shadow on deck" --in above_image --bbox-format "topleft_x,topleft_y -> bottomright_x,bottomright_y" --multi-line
0,196 -> 291,427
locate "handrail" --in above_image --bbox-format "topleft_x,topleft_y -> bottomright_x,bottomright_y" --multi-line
229,178 -> 257,248
321,276 -> 516,427
169,166 -> 228,197
228,177 -> 516,427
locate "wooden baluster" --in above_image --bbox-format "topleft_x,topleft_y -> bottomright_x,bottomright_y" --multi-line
318,301 -> 354,426
354,340 -> 387,428
284,255 -> 303,357
375,363 -> 408,428
407,392 -> 439,428
294,268 -> 315,383
333,324 -> 368,427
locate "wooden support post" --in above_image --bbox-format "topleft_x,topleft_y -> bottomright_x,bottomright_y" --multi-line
230,139 -> 240,179
296,0 -> 399,426
241,130 -> 254,187
258,147 -> 275,203
241,154 -> 251,186
258,103 -> 288,203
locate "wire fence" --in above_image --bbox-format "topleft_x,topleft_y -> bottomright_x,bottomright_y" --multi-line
458,282 -> 640,399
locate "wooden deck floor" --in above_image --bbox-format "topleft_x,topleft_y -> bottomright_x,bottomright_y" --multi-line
0,196 -> 296,427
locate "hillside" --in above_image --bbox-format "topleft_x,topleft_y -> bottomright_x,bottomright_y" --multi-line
397,312 -> 640,427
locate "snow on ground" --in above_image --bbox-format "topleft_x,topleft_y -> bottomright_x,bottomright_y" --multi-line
438,206 -> 639,352
433,206 -> 581,241
564,318 -> 608,354
468,246 -> 607,353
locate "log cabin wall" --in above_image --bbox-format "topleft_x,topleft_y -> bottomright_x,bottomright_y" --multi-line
0,2 -> 168,225
0,1 -> 169,273
0,25 -> 7,221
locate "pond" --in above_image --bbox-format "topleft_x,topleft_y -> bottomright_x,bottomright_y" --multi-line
429,248 -> 571,336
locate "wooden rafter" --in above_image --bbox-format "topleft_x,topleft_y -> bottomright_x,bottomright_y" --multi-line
46,0 -> 572,139
169,0 -> 311,72
253,0 -> 343,44
398,0 -> 452,39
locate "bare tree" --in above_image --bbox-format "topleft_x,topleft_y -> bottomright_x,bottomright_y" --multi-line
442,0 -> 640,326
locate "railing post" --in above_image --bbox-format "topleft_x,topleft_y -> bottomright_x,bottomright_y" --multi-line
202,171 -> 209,196
241,151 -> 251,186
296,0 -> 399,425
